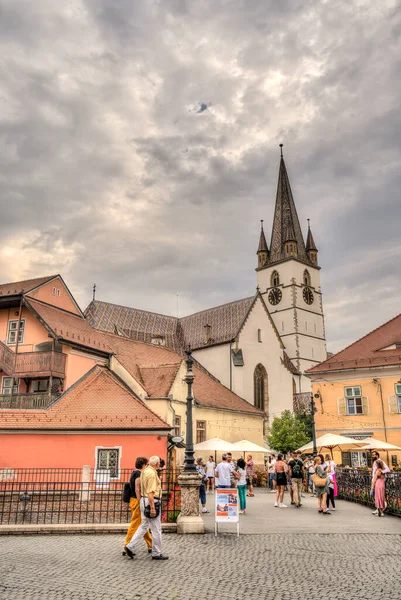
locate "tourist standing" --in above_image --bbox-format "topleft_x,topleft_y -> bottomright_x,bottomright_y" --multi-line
235,457 -> 247,514
196,458 -> 209,513
371,459 -> 386,517
125,455 -> 168,560
288,450 -> 304,508
215,454 -> 232,489
304,456 -> 316,496
324,454 -> 336,511
313,455 -> 330,515
205,455 -> 216,494
286,452 -> 295,505
371,452 -> 390,515
274,454 -> 287,508
268,454 -> 277,493
246,455 -> 255,497
227,453 -> 237,488
123,457 -> 152,556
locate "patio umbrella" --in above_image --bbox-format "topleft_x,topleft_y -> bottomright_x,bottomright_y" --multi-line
359,439 -> 401,451
231,440 -> 270,453
296,433 -> 365,458
194,437 -> 234,452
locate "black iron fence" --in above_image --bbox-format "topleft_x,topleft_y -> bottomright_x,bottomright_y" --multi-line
0,467 -> 181,525
336,468 -> 401,517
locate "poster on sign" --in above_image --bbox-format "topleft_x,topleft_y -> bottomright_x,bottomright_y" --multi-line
215,489 -> 239,523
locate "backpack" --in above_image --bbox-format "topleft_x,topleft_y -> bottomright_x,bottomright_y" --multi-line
292,460 -> 302,478
122,482 -> 132,503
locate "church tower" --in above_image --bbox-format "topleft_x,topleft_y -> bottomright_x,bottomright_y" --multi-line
256,145 -> 327,383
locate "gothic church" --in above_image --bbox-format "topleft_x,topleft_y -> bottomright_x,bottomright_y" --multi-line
86,147 -> 327,423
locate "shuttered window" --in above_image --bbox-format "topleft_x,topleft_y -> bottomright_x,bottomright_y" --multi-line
338,388 -> 369,415
389,384 -> 401,414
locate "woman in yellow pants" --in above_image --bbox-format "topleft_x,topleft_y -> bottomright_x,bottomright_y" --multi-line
123,457 -> 152,555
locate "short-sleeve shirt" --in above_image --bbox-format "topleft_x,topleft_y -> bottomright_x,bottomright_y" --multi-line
140,465 -> 162,499
246,460 -> 254,476
205,461 -> 216,477
216,462 -> 231,486
288,459 -> 304,479
237,467 -> 247,486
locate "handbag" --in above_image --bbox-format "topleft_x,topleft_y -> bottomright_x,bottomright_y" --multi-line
312,473 -> 327,488
144,500 -> 161,519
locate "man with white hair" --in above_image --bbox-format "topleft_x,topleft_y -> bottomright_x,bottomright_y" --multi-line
125,455 -> 168,561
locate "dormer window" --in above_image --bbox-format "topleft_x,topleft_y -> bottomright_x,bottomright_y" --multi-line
151,336 -> 166,346
271,271 -> 280,287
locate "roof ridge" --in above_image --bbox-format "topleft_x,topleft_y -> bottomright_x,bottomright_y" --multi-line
87,299 -> 178,321
179,296 -> 254,321
0,274 -> 58,287
25,296 -> 86,319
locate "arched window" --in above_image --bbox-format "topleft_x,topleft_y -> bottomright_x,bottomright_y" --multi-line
303,270 -> 311,286
254,364 -> 268,413
271,270 -> 280,287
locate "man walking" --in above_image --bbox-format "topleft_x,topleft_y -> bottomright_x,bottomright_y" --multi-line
125,455 -> 168,561
123,456 -> 152,556
288,451 -> 304,508
215,454 -> 232,488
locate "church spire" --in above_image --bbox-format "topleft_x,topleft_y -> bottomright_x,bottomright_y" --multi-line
257,220 -> 269,268
268,145 -> 308,264
305,218 -> 318,265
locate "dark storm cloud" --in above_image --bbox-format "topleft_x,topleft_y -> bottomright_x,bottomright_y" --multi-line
0,0 -> 400,352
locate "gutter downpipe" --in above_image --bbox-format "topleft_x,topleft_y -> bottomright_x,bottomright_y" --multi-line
377,381 -> 390,467
229,341 -> 233,391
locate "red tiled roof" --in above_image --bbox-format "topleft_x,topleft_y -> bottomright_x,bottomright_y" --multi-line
0,275 -> 57,297
307,312 -> 401,374
0,366 -> 170,430
138,364 -> 182,398
25,298 -> 111,353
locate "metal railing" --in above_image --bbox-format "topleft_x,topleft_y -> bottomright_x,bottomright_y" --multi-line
0,467 -> 181,525
0,393 -> 60,410
336,468 -> 401,517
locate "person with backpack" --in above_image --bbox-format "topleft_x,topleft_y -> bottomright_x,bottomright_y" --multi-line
122,456 -> 152,557
288,450 -> 304,508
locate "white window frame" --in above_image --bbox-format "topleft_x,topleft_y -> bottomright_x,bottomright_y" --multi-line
2,377 -> 19,395
396,384 -> 401,413
7,319 -> 26,345
52,287 -> 61,297
344,386 -> 364,415
94,446 -> 122,480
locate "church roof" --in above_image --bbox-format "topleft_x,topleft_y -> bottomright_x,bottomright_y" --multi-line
267,148 -> 311,265
306,221 -> 317,252
307,312 -> 401,374
257,221 -> 269,253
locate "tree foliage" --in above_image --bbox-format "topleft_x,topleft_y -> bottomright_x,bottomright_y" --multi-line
267,410 -> 310,454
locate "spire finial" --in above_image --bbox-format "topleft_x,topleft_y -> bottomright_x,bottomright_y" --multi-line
261,219 -> 264,230
279,143 -> 283,157
92,283 -> 96,301
307,218 -> 310,228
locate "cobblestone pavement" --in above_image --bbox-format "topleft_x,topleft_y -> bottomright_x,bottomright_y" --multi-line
1,532 -> 401,600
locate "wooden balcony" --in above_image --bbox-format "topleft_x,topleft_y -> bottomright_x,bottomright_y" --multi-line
14,351 -> 66,379
0,393 -> 60,410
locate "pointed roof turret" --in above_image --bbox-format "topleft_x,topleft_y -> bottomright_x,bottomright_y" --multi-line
257,220 -> 269,253
305,219 -> 317,251
268,145 -> 309,265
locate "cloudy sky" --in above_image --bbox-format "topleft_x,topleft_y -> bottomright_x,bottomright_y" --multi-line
0,0 -> 400,353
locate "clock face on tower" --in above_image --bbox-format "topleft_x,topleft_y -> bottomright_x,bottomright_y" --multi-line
303,287 -> 314,305
268,288 -> 282,306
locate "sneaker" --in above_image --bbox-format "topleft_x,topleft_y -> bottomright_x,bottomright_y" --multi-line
331,508 -> 335,511
279,503 -> 288,508
291,501 -> 295,505
201,508 -> 209,513
270,490 -> 276,493
372,509 -> 378,515
301,494 -> 305,498
274,502 -> 278,507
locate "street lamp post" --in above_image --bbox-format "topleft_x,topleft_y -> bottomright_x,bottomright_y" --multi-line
183,348 -> 197,473
311,394 -> 317,456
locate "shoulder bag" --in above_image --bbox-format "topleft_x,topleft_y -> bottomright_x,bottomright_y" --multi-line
312,472 -> 327,488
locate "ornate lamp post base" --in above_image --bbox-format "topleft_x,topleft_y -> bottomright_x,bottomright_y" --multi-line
177,472 -> 204,534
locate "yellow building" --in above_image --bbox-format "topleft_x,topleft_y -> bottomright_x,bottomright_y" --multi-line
307,313 -> 401,468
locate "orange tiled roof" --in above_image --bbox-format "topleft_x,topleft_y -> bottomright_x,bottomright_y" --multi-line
0,366 -> 170,430
307,312 -> 401,374
25,298 -> 111,353
0,275 -> 57,297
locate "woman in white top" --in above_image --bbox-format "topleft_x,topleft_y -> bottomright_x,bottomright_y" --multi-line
234,457 -> 247,514
324,454 -> 336,511
205,455 -> 216,493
